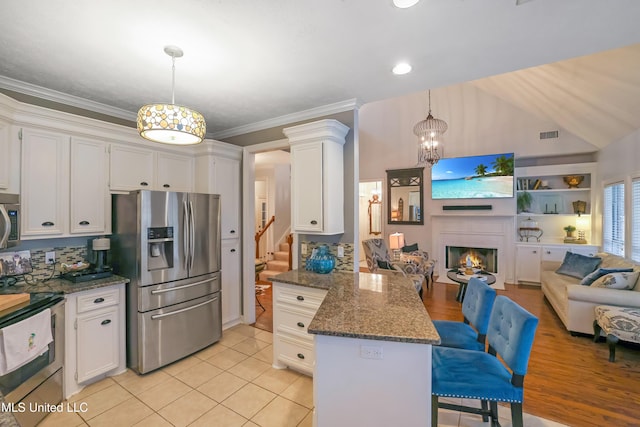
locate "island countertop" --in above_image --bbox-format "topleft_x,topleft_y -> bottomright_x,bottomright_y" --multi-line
273,269 -> 440,345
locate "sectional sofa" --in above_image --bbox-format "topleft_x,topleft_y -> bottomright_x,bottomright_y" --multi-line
541,252 -> 640,335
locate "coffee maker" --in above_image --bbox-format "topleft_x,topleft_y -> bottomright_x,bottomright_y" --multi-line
92,237 -> 111,272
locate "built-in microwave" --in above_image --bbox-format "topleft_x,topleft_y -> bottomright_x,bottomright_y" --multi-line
0,194 -> 20,249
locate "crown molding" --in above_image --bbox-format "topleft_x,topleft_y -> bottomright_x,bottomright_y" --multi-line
0,75 -> 136,121
210,98 -> 361,140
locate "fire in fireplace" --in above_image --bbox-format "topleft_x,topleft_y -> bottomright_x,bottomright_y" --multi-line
446,246 -> 498,273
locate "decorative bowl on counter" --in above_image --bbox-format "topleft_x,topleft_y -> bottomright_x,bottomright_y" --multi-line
563,175 -> 584,188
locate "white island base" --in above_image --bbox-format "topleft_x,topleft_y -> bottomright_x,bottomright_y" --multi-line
313,334 -> 432,427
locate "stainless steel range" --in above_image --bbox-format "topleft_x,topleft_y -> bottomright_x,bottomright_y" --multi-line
0,293 -> 65,427
111,191 -> 221,374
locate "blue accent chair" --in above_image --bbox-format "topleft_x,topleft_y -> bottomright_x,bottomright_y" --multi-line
432,277 -> 496,351
431,296 -> 539,427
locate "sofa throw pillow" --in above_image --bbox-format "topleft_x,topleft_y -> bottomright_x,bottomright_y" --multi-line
401,243 -> 419,253
591,271 -> 640,290
579,267 -> 634,286
377,260 -> 394,270
555,252 -> 602,279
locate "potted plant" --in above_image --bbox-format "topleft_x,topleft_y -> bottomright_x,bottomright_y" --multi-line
564,225 -> 576,238
517,191 -> 533,213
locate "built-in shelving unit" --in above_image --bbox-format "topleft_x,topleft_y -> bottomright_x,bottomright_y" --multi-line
515,162 -> 597,244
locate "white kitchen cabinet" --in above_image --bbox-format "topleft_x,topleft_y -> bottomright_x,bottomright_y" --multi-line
272,281 -> 327,375
0,121 -> 10,190
541,246 -> 570,262
64,283 -> 126,398
221,238 -> 241,328
156,152 -> 193,192
516,244 -> 542,283
213,156 -> 241,239
76,306 -> 119,383
285,119 -> 349,235
70,138 -> 109,235
21,128 -> 69,237
109,144 -> 155,191
109,144 -> 194,192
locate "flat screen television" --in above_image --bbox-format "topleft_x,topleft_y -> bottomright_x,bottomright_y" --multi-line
431,153 -> 514,199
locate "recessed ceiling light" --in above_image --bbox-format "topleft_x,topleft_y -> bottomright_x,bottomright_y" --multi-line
392,62 -> 412,75
393,0 -> 420,8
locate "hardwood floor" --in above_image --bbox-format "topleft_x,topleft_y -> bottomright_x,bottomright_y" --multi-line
252,277 -> 640,426
253,283 -> 273,333
424,279 -> 640,427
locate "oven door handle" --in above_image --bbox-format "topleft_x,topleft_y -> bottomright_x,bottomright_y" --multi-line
0,205 -> 10,249
150,296 -> 217,320
150,277 -> 217,295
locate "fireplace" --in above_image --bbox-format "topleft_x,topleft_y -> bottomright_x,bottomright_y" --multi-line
431,215 -> 515,287
446,246 -> 497,273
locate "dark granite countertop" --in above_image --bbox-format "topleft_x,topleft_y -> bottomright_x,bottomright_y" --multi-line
0,275 -> 129,296
274,270 -> 440,345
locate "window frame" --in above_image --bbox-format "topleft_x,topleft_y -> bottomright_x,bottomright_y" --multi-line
602,179 -> 625,257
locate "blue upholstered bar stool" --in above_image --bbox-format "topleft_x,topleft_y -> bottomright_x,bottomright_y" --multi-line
431,296 -> 539,427
432,277 -> 496,351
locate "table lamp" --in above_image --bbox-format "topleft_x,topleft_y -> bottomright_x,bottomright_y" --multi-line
389,232 -> 405,261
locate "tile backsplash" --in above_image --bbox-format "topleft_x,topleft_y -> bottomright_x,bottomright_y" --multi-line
300,241 -> 355,272
1,245 -> 87,283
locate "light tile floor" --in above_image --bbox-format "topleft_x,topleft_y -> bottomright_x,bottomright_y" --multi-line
38,324 -> 567,427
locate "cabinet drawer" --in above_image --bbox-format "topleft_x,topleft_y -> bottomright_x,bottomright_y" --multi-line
77,288 -> 119,314
276,307 -> 315,341
274,283 -> 326,311
276,334 -> 314,374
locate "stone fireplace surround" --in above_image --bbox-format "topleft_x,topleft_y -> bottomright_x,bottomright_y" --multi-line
432,215 -> 516,287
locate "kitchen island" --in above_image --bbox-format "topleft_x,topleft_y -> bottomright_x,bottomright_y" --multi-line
272,270 -> 439,427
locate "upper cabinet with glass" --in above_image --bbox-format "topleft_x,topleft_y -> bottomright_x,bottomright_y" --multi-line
387,167 -> 424,225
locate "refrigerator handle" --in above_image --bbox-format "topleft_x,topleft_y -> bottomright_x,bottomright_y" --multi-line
0,206 -> 9,249
189,200 -> 195,271
183,200 -> 190,271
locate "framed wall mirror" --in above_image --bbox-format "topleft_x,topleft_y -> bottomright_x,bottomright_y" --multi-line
387,167 -> 424,225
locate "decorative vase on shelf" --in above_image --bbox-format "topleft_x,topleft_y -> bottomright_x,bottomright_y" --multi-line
305,245 -> 336,274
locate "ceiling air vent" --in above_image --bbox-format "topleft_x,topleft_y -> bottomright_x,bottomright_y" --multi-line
539,130 -> 559,140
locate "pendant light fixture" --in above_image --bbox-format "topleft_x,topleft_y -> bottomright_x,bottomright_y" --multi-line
413,90 -> 447,167
137,46 -> 206,145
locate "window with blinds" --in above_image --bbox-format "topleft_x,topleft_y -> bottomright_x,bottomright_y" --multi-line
632,178 -> 640,261
603,182 -> 625,256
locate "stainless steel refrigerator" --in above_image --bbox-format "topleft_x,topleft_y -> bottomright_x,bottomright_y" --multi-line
111,190 -> 221,374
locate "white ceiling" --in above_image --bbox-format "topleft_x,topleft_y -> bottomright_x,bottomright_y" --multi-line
1,0 -> 639,142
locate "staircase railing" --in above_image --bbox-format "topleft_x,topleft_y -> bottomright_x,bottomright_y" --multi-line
255,215 -> 275,259
286,233 -> 293,270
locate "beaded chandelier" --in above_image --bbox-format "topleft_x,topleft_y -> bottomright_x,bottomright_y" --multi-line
413,90 -> 447,167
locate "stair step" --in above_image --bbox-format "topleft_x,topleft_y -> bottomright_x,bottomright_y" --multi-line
274,251 -> 289,261
266,260 -> 289,272
279,242 -> 290,252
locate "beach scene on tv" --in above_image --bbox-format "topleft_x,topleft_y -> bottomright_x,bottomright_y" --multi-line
431,153 -> 514,199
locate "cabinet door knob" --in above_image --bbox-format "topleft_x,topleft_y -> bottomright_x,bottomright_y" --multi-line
230,249 -> 236,253
101,319 -> 111,326
297,353 -> 305,360
310,220 -> 318,225
42,221 -> 54,227
532,250 -> 537,254
79,220 -> 90,225
94,297 -> 105,303
296,295 -> 304,301
230,230 -> 236,234
297,322 -> 305,328
546,251 -> 551,254
163,184 -> 170,188
140,181 -> 149,186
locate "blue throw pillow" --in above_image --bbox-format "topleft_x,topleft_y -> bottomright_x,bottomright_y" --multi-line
401,243 -> 419,253
377,260 -> 394,270
555,252 -> 602,279
580,267 -> 634,286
